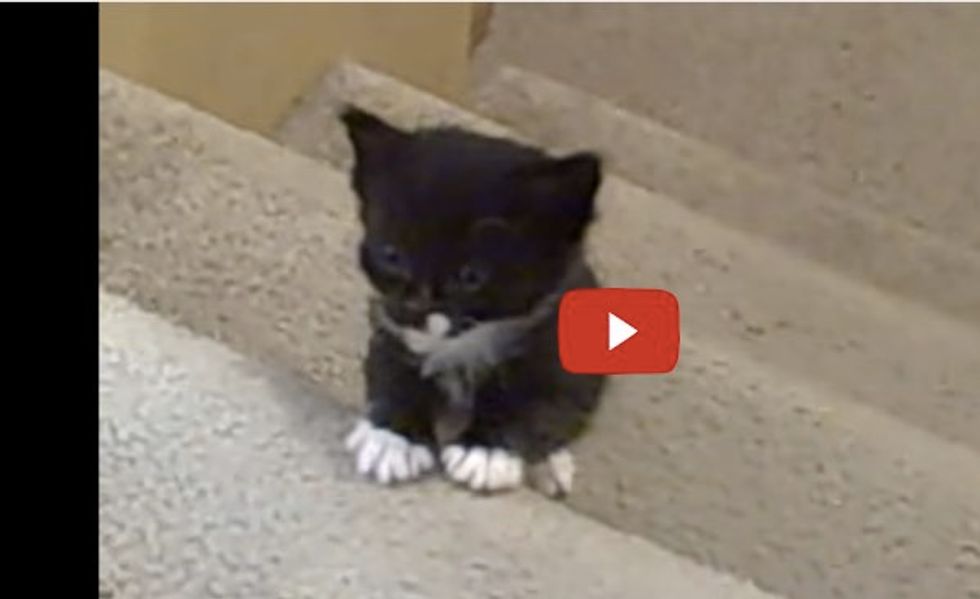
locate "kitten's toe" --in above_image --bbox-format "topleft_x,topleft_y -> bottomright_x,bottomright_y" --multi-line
353,425 -> 386,476
410,444 -> 435,477
345,419 -> 435,485
440,445 -> 467,473
486,448 -> 524,491
442,445 -> 524,493
375,431 -> 409,484
527,448 -> 576,499
344,419 -> 372,452
445,445 -> 488,487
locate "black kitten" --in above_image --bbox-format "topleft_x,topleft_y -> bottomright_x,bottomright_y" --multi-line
340,106 -> 606,497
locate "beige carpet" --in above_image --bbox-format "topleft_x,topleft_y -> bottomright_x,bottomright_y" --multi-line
475,4 -> 980,249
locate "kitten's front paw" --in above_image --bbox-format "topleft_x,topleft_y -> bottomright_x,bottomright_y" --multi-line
440,445 -> 524,493
344,419 -> 435,485
527,448 -> 576,499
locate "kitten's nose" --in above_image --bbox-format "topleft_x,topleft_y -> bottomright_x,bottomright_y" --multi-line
414,283 -> 435,304
397,284 -> 438,327
407,283 -> 435,309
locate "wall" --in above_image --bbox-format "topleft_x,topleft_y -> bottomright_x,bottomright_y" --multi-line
100,3 -> 477,136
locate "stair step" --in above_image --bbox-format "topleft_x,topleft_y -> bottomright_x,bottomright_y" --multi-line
474,65 -> 980,327
473,4 -> 980,255
100,288 -> 780,599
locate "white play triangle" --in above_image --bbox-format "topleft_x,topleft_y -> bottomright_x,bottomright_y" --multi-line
608,312 -> 638,351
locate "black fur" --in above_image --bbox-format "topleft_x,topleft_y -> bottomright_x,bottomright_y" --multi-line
342,105 -> 606,465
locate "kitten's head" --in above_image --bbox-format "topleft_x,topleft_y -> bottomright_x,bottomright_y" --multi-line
340,106 -> 602,329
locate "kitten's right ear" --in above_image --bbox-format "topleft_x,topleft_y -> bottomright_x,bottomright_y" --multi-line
340,105 -> 409,164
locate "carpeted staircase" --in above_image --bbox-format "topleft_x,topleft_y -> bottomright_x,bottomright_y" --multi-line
99,58 -> 980,599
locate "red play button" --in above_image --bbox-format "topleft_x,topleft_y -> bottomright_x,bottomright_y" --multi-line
558,288 -> 680,374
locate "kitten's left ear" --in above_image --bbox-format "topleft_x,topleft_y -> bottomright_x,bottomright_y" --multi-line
517,152 -> 603,241
339,105 -> 409,166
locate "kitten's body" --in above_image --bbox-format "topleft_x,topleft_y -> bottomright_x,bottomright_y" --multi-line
340,107 -> 606,497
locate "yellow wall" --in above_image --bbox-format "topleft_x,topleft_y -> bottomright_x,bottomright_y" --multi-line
100,3 -> 477,136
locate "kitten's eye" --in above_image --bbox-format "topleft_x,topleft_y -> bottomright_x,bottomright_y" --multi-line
457,263 -> 489,292
375,244 -> 406,273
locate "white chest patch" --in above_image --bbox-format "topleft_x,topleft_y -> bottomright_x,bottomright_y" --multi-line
401,312 -> 453,355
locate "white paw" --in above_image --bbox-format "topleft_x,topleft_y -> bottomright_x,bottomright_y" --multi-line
344,419 -> 435,485
528,448 -> 576,498
546,448 -> 576,495
441,445 -> 524,493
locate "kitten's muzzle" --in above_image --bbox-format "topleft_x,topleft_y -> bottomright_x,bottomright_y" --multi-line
385,298 -> 437,329
384,299 -> 477,335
